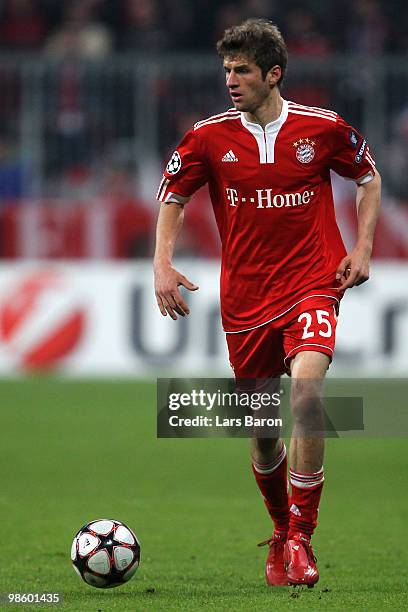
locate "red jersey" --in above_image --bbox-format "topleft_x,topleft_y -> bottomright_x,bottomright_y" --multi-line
156,100 -> 376,333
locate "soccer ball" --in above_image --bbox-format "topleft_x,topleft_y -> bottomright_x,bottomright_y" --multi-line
71,519 -> 140,588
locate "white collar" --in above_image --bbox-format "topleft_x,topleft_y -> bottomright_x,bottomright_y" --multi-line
241,99 -> 288,134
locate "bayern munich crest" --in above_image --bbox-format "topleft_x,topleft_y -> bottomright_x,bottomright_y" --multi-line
293,138 -> 316,164
166,150 -> 182,174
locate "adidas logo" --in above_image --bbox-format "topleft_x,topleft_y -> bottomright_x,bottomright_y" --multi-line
222,149 -> 239,162
290,503 -> 301,516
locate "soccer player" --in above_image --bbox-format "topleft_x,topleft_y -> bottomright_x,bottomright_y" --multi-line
154,19 -> 381,586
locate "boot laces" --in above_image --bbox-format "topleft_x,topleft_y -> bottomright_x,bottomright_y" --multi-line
301,540 -> 317,563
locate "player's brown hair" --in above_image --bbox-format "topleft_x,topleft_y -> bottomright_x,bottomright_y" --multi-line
216,18 -> 288,86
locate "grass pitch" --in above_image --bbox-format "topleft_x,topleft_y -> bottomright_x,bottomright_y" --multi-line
1,378 -> 407,611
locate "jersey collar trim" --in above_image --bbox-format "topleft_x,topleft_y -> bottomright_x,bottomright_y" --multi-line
240,99 -> 289,134
240,99 -> 289,164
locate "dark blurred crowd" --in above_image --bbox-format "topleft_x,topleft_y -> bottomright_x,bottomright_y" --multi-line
0,0 -> 408,56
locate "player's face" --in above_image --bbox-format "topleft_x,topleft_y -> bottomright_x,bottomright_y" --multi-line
223,55 -> 271,114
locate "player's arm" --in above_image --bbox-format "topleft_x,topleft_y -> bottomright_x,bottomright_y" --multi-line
154,202 -> 198,320
336,170 -> 381,291
154,129 -> 208,318
330,116 -> 381,291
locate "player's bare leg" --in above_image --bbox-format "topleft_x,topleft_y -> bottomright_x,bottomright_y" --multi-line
285,351 -> 329,587
290,351 -> 328,472
251,435 -> 282,466
250,378 -> 290,586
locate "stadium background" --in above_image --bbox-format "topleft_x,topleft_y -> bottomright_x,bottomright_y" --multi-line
1,1 -> 407,609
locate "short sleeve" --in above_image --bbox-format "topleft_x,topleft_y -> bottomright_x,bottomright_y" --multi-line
156,129 -> 208,204
330,115 -> 376,185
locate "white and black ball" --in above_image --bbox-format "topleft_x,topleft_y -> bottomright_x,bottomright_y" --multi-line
71,519 -> 140,588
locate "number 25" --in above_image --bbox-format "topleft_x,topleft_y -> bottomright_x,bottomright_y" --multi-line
298,310 -> 332,339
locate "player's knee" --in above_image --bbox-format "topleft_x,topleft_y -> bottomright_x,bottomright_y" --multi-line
290,381 -> 323,425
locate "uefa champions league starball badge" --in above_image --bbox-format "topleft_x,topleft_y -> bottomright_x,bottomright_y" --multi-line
166,150 -> 182,174
293,138 -> 316,164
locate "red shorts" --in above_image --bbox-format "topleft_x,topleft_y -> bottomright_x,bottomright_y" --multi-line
226,296 -> 339,378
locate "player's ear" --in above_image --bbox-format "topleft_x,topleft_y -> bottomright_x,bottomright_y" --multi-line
268,65 -> 282,87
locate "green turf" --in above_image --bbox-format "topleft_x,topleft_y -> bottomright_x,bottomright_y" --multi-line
0,379 -> 407,611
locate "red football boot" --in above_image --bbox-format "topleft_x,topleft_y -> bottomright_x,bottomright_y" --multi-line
258,531 -> 289,586
285,533 -> 319,587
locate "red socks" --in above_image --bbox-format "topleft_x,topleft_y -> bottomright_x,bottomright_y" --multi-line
253,452 -> 325,539
252,444 -> 290,533
288,468 -> 324,539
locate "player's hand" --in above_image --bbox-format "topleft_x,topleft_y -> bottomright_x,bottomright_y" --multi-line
154,264 -> 198,320
336,246 -> 371,291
